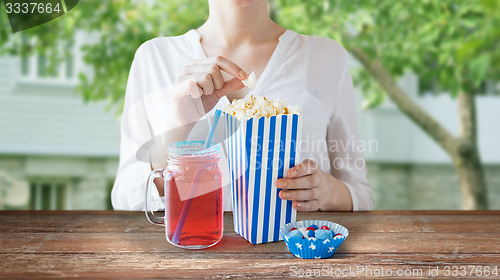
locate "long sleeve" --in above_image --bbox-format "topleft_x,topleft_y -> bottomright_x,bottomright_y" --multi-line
111,43 -> 165,211
111,36 -> 225,211
326,53 -> 373,211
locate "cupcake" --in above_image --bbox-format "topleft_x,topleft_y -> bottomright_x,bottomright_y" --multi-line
280,220 -> 348,259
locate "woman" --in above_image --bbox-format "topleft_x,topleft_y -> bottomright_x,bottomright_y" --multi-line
112,0 -> 373,212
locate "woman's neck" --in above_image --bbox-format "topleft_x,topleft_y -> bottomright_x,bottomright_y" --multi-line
197,0 -> 284,48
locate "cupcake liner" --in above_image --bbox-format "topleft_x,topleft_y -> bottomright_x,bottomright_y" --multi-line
280,220 -> 348,259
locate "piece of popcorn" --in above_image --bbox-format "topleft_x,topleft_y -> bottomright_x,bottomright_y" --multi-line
241,71 -> 257,89
224,104 -> 234,115
234,110 -> 247,120
288,106 -> 303,115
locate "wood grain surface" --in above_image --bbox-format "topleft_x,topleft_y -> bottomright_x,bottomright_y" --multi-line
1,211 -> 499,279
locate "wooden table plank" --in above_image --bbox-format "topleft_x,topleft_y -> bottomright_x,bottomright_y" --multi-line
2,211 -> 500,233
1,232 -> 500,254
2,253 -> 500,279
1,211 -> 499,279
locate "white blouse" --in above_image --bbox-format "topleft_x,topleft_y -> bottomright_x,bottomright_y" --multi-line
111,29 -> 373,211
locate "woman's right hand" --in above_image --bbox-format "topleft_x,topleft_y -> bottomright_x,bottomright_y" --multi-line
171,56 -> 247,126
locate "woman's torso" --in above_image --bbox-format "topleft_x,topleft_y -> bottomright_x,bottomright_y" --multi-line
135,29 -> 350,210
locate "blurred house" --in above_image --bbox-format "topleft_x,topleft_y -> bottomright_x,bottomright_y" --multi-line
0,40 -> 120,210
0,43 -> 499,210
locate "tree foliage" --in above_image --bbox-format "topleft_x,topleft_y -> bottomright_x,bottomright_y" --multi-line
0,0 -> 208,113
0,0 -> 498,112
275,0 -> 499,108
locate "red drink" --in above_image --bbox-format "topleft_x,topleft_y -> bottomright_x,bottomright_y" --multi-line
163,141 -> 223,249
145,141 -> 223,249
165,172 -> 223,247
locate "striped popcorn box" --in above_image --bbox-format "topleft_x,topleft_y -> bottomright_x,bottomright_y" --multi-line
224,113 -> 303,244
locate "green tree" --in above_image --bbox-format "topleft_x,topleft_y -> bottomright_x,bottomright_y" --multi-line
0,1 -> 209,111
1,0 -> 498,209
274,0 -> 499,209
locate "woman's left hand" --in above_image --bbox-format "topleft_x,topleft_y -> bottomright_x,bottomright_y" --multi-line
277,159 -> 353,211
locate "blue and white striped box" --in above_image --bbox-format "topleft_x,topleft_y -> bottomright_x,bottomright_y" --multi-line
224,113 -> 302,244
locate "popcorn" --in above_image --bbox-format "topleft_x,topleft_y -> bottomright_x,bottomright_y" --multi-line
224,95 -> 302,120
225,95 -> 303,244
241,71 -> 257,89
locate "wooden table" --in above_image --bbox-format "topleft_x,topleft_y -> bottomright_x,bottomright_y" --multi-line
1,211 -> 499,279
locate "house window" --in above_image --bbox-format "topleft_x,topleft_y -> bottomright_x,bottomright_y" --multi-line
20,37 -> 77,84
30,180 -> 73,210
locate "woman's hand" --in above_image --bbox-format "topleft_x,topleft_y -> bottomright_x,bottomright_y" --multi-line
171,56 -> 247,126
151,56 -> 246,172
277,159 -> 354,211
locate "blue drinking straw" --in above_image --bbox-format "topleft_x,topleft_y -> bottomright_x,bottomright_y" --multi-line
204,109 -> 221,148
172,109 -> 222,245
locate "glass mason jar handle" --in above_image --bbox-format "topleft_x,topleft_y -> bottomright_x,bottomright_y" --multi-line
144,169 -> 164,225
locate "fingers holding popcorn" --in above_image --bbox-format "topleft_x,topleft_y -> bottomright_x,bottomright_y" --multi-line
172,56 -> 247,123
173,79 -> 204,99
177,73 -> 215,96
213,77 -> 245,98
194,56 -> 247,80
180,63 -> 225,90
